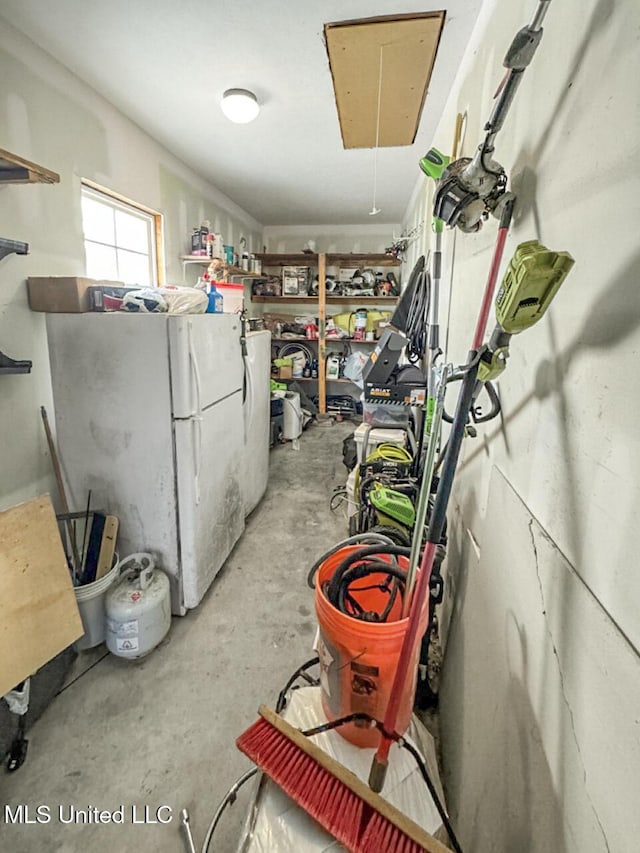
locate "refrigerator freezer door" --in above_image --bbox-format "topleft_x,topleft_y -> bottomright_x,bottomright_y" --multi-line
243,330 -> 272,516
169,314 -> 243,417
46,314 -> 182,608
174,390 -> 245,609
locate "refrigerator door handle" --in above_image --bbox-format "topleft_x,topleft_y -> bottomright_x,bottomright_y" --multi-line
188,321 -> 203,505
193,414 -> 202,505
244,355 -> 253,440
187,320 -> 203,419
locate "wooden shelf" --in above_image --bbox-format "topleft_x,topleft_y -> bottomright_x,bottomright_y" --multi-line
252,295 -> 397,304
256,253 -> 318,266
271,337 -> 377,344
253,295 -> 315,303
256,252 -> 400,268
327,296 -> 398,304
0,148 -> 60,185
326,253 -> 401,267
277,376 -> 358,384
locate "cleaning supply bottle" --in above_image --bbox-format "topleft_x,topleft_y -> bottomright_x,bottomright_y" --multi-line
207,283 -> 223,314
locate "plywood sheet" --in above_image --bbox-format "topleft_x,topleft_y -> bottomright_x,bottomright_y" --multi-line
0,496 -> 83,696
325,12 -> 445,149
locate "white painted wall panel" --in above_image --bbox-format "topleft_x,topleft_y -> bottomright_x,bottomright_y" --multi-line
403,0 -> 640,848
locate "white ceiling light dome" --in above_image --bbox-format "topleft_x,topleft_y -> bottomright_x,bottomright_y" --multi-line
221,89 -> 260,124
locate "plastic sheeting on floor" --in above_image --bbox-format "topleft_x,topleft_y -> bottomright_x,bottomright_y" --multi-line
236,686 -> 447,852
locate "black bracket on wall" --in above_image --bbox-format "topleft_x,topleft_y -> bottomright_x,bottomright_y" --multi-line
0,237 -> 29,262
1,238 -> 32,373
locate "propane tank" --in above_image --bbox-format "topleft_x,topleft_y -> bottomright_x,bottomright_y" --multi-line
105,553 -> 171,659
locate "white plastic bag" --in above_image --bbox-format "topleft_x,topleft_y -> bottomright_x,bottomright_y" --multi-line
120,288 -> 168,313
342,351 -> 369,387
158,286 -> 208,314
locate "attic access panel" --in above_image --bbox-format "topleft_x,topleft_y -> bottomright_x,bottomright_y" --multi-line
325,12 -> 445,149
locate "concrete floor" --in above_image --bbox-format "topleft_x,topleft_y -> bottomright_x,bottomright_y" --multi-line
0,420 -> 354,853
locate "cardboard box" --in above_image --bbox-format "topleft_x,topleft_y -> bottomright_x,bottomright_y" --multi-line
27,276 -> 124,312
278,365 -> 293,380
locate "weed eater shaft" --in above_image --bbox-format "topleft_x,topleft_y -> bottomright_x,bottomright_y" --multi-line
369,200 -> 515,796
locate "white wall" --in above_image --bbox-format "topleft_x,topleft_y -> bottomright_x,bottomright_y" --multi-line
262,222 -> 401,255
0,20 -> 262,512
403,0 -> 640,850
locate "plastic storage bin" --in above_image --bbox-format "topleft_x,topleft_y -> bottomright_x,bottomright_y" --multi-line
363,400 -> 410,427
215,282 -> 244,314
354,422 -> 408,463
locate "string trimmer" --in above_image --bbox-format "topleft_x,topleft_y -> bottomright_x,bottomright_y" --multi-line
368,215 -> 574,793
433,0 -> 553,233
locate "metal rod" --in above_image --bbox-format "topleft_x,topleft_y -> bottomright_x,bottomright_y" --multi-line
181,808 -> 197,853
530,0 -> 552,31
402,363 -> 451,617
79,489 -> 92,578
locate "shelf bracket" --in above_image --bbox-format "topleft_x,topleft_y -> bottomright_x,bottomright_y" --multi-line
0,350 -> 32,374
0,238 -> 29,262
0,239 -> 32,373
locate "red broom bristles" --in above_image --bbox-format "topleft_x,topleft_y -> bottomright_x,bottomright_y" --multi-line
237,707 -> 451,853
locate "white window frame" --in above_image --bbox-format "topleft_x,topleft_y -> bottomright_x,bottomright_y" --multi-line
81,179 -> 165,285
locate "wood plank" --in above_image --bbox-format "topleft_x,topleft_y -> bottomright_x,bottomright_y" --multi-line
326,253 -> 401,267
252,296 -> 398,305
255,253 -> 318,267
325,13 -> 445,149
0,148 -> 60,184
0,496 -> 83,696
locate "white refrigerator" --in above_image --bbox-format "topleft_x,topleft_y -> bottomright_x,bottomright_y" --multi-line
46,312 -> 251,614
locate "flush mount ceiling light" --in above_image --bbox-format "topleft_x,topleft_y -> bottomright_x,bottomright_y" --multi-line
221,89 -> 260,124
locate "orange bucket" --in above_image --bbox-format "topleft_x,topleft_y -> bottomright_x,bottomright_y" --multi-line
314,545 -> 420,748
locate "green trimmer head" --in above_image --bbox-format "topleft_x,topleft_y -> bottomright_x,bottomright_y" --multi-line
419,148 -> 450,181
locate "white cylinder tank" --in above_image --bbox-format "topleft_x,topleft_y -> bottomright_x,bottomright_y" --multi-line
105,553 -> 171,659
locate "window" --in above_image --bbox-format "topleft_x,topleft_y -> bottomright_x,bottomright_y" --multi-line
81,181 -> 164,286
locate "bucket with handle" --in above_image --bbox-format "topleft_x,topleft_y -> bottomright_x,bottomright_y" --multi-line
314,545 -> 417,747
74,556 -> 120,650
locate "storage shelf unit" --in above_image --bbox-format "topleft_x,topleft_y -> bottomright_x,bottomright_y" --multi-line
254,252 -> 400,414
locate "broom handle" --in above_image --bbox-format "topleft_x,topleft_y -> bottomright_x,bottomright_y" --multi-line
371,202 -> 515,791
41,406 -> 81,574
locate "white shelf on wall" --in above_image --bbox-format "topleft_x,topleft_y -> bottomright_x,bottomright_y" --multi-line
179,255 -> 262,282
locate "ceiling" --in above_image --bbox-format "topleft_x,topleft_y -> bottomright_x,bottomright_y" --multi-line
2,0 -> 482,226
